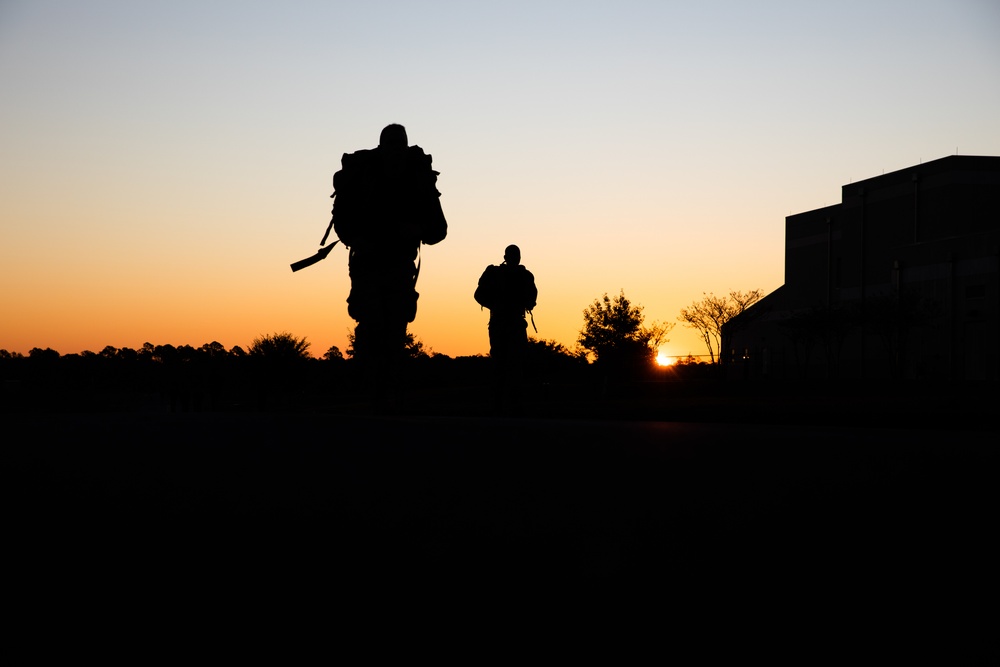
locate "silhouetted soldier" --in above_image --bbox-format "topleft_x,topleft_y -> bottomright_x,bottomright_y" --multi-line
475,245 -> 537,413
331,124 -> 447,397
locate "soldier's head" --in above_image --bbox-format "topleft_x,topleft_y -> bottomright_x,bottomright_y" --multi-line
504,245 -> 521,265
379,124 -> 408,150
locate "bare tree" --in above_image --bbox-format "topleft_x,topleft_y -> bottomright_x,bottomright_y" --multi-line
677,289 -> 764,364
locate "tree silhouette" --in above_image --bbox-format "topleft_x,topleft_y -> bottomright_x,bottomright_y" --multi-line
527,337 -> 587,364
677,289 -> 764,364
345,328 -> 430,360
323,345 -> 345,362
578,290 -> 671,369
248,332 -> 312,361
199,341 -> 228,359
403,332 -> 431,360
152,344 -> 177,364
525,337 -> 589,380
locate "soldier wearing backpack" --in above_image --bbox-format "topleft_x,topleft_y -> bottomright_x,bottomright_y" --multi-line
475,245 -> 537,412
331,124 -> 447,395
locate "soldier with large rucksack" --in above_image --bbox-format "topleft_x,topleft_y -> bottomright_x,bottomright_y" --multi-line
331,124 -> 447,389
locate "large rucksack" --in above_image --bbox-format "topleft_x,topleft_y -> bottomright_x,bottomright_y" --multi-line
331,145 -> 447,249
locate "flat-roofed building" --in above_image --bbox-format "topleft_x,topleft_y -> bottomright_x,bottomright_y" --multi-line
728,155 -> 1000,382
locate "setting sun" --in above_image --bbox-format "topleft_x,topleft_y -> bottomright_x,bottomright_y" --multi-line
656,352 -> 674,366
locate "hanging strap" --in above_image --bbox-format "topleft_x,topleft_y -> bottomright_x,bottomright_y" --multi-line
319,193 -> 336,246
414,244 -> 422,288
528,309 -> 537,333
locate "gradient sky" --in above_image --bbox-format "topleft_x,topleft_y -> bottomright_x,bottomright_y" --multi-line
3,1 -> 999,359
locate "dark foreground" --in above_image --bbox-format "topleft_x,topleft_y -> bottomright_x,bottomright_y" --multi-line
5,409 -> 997,655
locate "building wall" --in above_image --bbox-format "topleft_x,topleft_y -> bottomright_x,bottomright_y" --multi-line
730,155 -> 1000,383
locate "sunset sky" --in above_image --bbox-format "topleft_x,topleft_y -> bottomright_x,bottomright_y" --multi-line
3,1 -> 999,360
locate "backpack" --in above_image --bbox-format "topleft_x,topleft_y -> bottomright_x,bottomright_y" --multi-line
474,264 -> 502,310
331,145 -> 447,249
475,264 -> 537,314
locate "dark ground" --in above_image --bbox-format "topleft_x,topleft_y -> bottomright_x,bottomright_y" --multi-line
4,383 -> 997,656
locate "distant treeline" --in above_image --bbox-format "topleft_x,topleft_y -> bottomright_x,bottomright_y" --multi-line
0,337 -> 716,414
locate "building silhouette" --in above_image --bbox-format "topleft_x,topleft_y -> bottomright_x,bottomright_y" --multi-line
729,155 -> 1000,382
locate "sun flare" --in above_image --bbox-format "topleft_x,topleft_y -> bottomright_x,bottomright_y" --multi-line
656,352 -> 674,366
